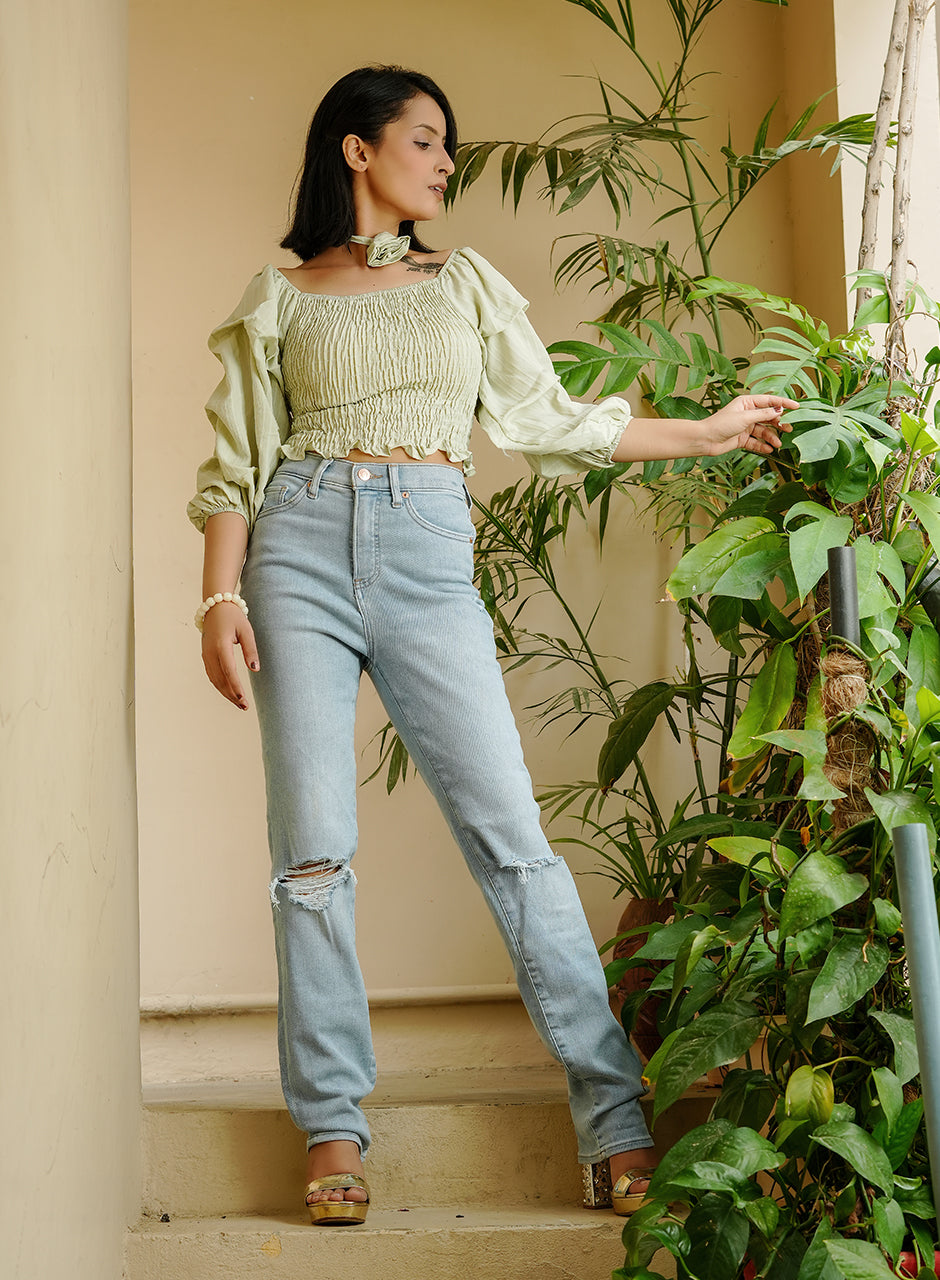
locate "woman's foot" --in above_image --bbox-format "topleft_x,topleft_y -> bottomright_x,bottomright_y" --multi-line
609,1146 -> 657,1215
305,1139 -> 368,1207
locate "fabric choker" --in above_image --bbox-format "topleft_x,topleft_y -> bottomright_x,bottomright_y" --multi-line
349,231 -> 411,267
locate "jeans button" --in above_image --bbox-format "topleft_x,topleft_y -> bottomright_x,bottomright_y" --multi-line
357,468 -> 371,481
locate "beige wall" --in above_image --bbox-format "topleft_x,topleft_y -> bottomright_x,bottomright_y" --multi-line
131,0 -> 848,1034
0,0 -> 140,1273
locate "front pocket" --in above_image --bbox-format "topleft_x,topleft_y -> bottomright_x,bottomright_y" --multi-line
255,469 -> 310,518
402,489 -> 475,542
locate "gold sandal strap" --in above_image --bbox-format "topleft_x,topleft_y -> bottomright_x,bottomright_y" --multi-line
305,1173 -> 370,1198
612,1167 -> 657,1195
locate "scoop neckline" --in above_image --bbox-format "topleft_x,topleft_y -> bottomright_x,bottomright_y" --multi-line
270,247 -> 465,300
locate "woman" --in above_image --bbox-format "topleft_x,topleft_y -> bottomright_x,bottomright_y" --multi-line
188,64 -> 794,1227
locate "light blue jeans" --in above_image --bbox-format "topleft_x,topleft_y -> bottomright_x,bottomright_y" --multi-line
240,456 -> 651,1163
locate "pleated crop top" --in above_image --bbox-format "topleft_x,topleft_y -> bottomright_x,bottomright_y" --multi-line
187,246 -> 633,533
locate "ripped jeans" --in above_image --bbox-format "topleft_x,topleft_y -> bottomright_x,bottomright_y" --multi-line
240,456 -> 651,1164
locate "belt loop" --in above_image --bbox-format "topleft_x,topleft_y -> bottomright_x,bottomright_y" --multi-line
389,464 -> 402,508
307,455 -> 331,500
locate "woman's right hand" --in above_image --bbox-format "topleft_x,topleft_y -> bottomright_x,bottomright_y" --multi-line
201,602 -> 260,710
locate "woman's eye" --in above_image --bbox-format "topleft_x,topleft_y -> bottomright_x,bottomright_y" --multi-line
415,140 -> 431,149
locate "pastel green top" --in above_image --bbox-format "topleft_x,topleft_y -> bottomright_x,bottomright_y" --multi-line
187,246 -> 632,533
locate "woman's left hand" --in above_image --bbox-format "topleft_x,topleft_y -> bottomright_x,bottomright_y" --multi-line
705,394 -> 798,457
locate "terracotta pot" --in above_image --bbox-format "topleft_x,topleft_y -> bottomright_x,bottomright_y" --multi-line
899,1252 -> 940,1278
612,896 -> 674,1061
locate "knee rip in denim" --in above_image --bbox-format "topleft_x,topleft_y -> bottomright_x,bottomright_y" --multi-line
269,859 -> 356,911
505,852 -> 559,883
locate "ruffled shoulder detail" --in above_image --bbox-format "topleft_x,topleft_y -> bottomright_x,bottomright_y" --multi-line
440,246 -> 529,339
208,264 -> 297,353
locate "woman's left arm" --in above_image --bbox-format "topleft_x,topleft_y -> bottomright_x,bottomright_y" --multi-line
611,394 -> 796,463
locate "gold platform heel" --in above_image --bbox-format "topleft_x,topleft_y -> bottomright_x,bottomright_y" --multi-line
305,1173 -> 371,1226
581,1159 -> 613,1208
611,1167 -> 656,1217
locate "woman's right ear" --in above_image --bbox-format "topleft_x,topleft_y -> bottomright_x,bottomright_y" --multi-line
342,134 -> 369,172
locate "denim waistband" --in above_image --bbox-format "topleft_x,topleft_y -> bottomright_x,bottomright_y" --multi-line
289,454 -> 469,505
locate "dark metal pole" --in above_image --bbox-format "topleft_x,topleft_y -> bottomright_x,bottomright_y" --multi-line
893,822 -> 940,1236
827,545 -> 861,648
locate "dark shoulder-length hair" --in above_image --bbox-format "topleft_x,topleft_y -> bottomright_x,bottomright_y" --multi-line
280,65 -> 458,261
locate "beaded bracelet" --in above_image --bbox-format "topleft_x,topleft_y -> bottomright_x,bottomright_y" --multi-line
194,592 -> 249,633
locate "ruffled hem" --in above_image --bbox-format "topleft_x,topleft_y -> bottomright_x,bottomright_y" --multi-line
282,430 -> 476,476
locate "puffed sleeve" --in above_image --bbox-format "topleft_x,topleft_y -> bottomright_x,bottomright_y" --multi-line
444,247 -> 632,476
186,265 -> 296,533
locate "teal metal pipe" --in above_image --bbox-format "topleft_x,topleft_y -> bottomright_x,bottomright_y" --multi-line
893,822 -> 940,1236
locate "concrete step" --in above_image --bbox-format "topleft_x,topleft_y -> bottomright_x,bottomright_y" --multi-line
125,1206 -> 629,1280
142,1067 -> 716,1219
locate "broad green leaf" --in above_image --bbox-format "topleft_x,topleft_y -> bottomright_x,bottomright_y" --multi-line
797,1221 -> 840,1280
647,1119 -> 735,1196
904,491 -> 940,562
778,852 -> 868,939
711,1068 -> 777,1132
671,925 -> 724,1007
708,836 -> 797,876
653,1005 -> 763,1120
667,1160 -> 756,1201
787,508 -> 853,602
871,1011 -> 920,1084
905,625 -> 940,727
728,645 -> 797,758
633,914 -> 700,961
745,1196 -> 779,1237
872,1197 -> 905,1264
872,897 -> 902,937
823,1238 -> 897,1280
785,1065 -> 834,1125
885,1098 -> 924,1168
877,542 -> 907,600
855,536 -> 894,618
667,518 -> 780,600
681,1194 -> 750,1280
872,1067 -> 903,1133
811,1120 -> 894,1193
598,681 -> 676,788
806,935 -> 889,1022
793,917 -> 834,963
709,1126 -> 785,1176
866,788 -> 936,853
916,686 -> 940,725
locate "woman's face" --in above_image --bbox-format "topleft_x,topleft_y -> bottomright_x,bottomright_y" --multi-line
346,93 -> 455,227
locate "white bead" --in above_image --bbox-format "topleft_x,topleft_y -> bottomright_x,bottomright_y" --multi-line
213,593 -> 224,603
223,592 -> 233,601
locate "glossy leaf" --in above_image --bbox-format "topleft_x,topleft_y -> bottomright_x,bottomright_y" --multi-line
778,852 -> 868,940
806,935 -> 889,1022
866,788 -> 936,853
872,1197 -> 905,1265
823,1240 -> 897,1280
811,1120 -> 894,1193
871,1011 -> 920,1085
785,1065 -> 834,1125
652,1005 -> 763,1120
708,835 -> 797,876
786,506 -> 853,602
598,681 -> 676,788
872,1067 -> 903,1133
904,491 -> 940,562
679,1194 -> 750,1280
666,518 -> 781,600
728,645 -> 797,758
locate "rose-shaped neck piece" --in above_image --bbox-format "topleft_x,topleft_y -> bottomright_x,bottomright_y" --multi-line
349,231 -> 411,268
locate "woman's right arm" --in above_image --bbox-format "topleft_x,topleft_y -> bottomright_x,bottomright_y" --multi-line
200,511 -> 259,711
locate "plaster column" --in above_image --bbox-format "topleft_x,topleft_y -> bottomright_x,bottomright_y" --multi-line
0,1 -> 141,1275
